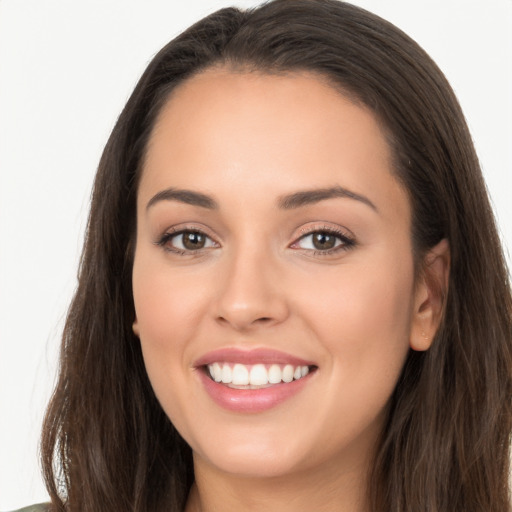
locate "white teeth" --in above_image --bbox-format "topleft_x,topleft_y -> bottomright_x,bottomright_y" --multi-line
221,364 -> 232,384
232,364 -> 249,385
282,364 -> 294,383
211,362 -> 222,382
268,364 -> 282,384
249,364 -> 268,385
207,362 -> 311,386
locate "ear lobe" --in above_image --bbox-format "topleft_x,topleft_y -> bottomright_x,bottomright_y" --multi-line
132,318 -> 140,338
410,238 -> 450,351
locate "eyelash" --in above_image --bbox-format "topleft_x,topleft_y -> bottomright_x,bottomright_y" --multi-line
292,227 -> 356,256
155,226 -> 356,256
155,227 -> 218,256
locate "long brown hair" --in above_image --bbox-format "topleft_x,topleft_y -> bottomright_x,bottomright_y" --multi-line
41,1 -> 512,510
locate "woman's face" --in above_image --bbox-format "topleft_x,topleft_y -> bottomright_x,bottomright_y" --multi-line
132,69 -> 425,479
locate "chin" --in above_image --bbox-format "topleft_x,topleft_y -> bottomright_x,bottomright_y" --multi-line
195,442 -> 310,479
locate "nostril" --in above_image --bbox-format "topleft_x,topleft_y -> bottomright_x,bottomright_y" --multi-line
215,315 -> 276,330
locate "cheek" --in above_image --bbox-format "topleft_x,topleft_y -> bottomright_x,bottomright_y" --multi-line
131,252 -> 209,405
306,249 -> 414,339
133,260 -> 210,351
132,259 -> 210,437
296,256 -> 415,392
296,260 -> 414,443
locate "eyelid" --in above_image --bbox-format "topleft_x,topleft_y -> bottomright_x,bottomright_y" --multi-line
154,223 -> 220,254
153,222 -> 355,256
289,223 -> 356,254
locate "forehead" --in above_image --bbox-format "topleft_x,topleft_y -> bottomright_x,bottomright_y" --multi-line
146,68 -> 388,162
140,68 -> 409,223
149,68 -> 384,155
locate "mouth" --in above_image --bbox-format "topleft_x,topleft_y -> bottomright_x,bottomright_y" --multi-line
204,362 -> 314,389
194,348 -> 317,413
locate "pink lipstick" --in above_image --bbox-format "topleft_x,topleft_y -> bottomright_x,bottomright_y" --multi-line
194,348 -> 316,413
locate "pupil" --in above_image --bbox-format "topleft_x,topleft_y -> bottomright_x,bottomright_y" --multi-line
313,232 -> 335,250
183,232 -> 205,250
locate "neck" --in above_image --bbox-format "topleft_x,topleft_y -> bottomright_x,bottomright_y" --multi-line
185,454 -> 370,512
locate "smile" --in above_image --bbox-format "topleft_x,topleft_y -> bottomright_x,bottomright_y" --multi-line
195,348 -> 317,413
207,362 -> 310,388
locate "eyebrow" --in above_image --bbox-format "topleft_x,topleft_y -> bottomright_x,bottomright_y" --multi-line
146,188 -> 218,210
278,186 -> 377,212
146,185 -> 377,212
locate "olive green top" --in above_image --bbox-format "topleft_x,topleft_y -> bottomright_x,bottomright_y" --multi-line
6,504 -> 50,512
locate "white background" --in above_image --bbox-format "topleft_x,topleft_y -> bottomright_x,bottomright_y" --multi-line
1,0 -> 511,509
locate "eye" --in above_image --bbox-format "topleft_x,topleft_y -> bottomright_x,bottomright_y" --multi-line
157,229 -> 217,253
292,228 -> 355,254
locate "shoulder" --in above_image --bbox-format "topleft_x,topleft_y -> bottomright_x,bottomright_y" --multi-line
6,505 -> 51,512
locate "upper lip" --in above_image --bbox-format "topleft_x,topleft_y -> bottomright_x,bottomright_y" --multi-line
194,347 -> 316,367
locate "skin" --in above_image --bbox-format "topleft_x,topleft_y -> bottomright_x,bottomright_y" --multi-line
132,68 -> 449,512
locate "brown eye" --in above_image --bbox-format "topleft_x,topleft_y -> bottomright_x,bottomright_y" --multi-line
311,232 -> 337,250
181,231 -> 206,250
293,229 -> 355,254
158,229 -> 217,253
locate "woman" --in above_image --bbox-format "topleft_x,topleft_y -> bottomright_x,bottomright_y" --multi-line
21,0 -> 512,510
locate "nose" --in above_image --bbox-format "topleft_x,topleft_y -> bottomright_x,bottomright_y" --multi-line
213,248 -> 289,332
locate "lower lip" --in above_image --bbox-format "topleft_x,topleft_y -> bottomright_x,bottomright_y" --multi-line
197,369 -> 313,413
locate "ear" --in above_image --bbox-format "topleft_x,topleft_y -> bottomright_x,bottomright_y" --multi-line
132,317 -> 140,338
410,239 -> 450,351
